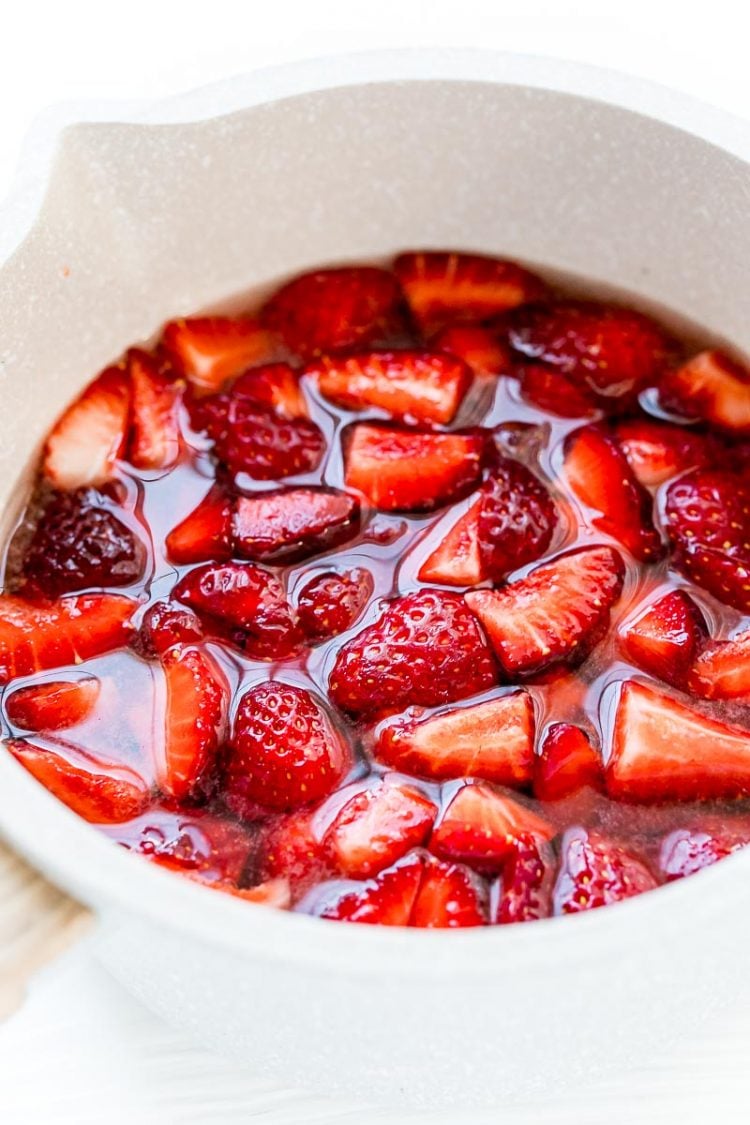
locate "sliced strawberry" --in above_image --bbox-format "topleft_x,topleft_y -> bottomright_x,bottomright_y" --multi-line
553,826 -> 658,914
324,780 -> 437,877
6,677 -> 100,731
0,594 -> 137,683
164,485 -> 233,564
493,837 -> 555,924
430,784 -> 554,874
159,646 -> 228,800
329,589 -> 497,715
394,251 -> 547,333
664,469 -> 750,612
659,349 -> 750,434
109,805 -> 254,884
231,363 -> 308,419
258,809 -> 328,895
310,350 -> 472,424
465,546 -> 625,677
344,423 -> 485,511
534,724 -> 604,801
317,854 -> 425,926
375,692 -> 535,785
261,267 -> 402,359
127,349 -> 180,470
232,487 -> 360,563
136,600 -> 204,657
296,568 -> 373,641
162,315 -> 281,395
659,824 -> 750,880
418,499 -> 483,586
518,364 -> 598,418
688,628 -> 750,699
410,855 -> 488,928
612,418 -> 711,487
607,679 -> 750,801
224,681 -> 349,813
619,589 -> 707,688
8,738 -> 150,823
563,425 -> 663,561
432,324 -> 511,378
43,365 -> 131,490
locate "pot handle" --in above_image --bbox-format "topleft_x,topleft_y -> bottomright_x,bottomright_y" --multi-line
0,839 -> 91,1019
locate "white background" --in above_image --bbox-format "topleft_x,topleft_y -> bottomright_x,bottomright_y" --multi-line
2,1 -> 750,1121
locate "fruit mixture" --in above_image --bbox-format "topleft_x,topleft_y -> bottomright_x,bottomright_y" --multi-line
4,250 -> 750,928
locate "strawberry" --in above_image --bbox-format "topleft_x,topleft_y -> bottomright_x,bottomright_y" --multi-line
310,350 -> 473,424
430,784 -> 554,874
375,692 -> 535,785
258,809 -> 328,895
127,348 -> 181,469
230,363 -> 308,419
329,589 -> 497,715
261,267 -> 403,359
418,498 -> 484,586
518,364 -> 598,418
607,680 -> 750,801
688,628 -> 750,699
659,349 -> 750,434
534,724 -> 604,800
324,780 -> 437,877
432,324 -> 511,378
164,485 -> 234,564
162,315 -> 281,395
612,418 -> 711,487
344,423 -> 485,511
317,854 -> 425,925
664,469 -> 750,611
493,837 -> 555,924
465,546 -> 625,677
158,646 -> 228,800
394,251 -> 547,333
563,425 -> 663,561
296,568 -> 373,641
618,588 -> 707,688
8,738 -> 150,823
173,561 -> 301,660
224,681 -> 349,813
232,487 -> 360,563
410,855 -> 488,928
136,600 -> 204,657
659,824 -> 750,880
508,300 -> 672,407
43,365 -> 131,490
553,826 -> 658,914
0,594 -> 137,682
5,677 -> 100,731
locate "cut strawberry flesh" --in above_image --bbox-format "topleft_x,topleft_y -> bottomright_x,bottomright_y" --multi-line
162,315 -> 282,395
231,363 -> 308,419
618,588 -> 707,689
534,724 -> 604,801
159,645 -> 228,800
553,826 -> 658,913
518,364 -> 599,418
418,499 -> 484,586
6,677 -> 100,731
612,418 -> 711,487
317,854 -> 425,926
258,809 -> 328,895
233,487 -> 359,563
430,784 -> 554,874
432,324 -> 511,378
43,366 -> 131,491
127,349 -> 181,469
659,349 -> 750,434
410,856 -> 488,928
324,780 -> 437,878
688,629 -> 750,699
165,485 -> 234,564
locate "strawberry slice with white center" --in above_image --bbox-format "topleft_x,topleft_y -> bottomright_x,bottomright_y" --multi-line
430,784 -> 554,874
324,780 -> 437,878
607,679 -> 750,801
534,723 -> 604,801
659,349 -> 750,434
232,487 -> 360,563
612,418 -> 712,487
6,676 -> 100,731
375,692 -> 535,785
159,645 -> 228,800
618,588 -> 707,689
432,324 -> 512,378
43,365 -> 130,490
465,546 -> 625,677
493,837 -> 556,924
553,826 -> 658,914
165,485 -> 234,564
410,855 -> 488,928
162,315 -> 282,395
316,854 -> 425,926
127,349 -> 181,470
688,628 -> 750,699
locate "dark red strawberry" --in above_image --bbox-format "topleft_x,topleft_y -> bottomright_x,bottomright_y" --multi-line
224,682 -> 349,813
618,588 -> 707,688
432,324 -> 512,378
375,693 -> 535,785
43,365 -> 130,490
493,837 -> 555,924
127,348 -> 180,469
231,363 -> 308,419
296,568 -> 373,641
344,423 -> 485,511
688,628 -> 750,699
258,809 -> 328,895
317,854 -> 425,925
430,784 -> 554,874
329,589 -> 497,715
659,349 -> 750,434
6,677 -> 100,731
164,485 -> 234,564
324,780 -> 437,878
518,364 -> 599,418
22,489 -> 145,597
232,488 -> 360,563
534,724 -> 604,801
563,425 -> 663,561
465,546 -> 624,677
659,824 -> 750,880
607,680 -> 750,801
394,251 -> 547,333
136,600 -> 204,657
158,645 -> 228,800
261,267 -> 403,358
612,418 -> 712,487
162,315 -> 282,395
664,469 -> 750,612
410,855 -> 488,928
553,826 -> 658,914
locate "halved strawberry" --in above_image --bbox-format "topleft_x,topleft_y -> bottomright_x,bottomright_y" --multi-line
162,315 -> 281,395
664,469 -> 750,612
607,679 -> 750,801
127,349 -> 181,469
563,425 -> 663,561
317,854 -> 425,926
43,365 -> 131,490
232,487 -> 360,563
418,498 -> 483,586
296,567 -> 373,641
553,826 -> 658,913
164,485 -> 234,565
432,324 -> 512,378
0,594 -> 137,682
612,418 -> 711,487
493,837 -> 555,924
430,784 -> 554,874
410,855 -> 488,928
261,267 -> 403,359
375,692 -> 535,785
6,677 -> 100,731
8,738 -> 150,823
136,600 -> 204,657
344,423 -> 485,511
394,251 -> 547,333
329,589 -> 497,715
618,589 -> 707,688
659,824 -> 750,880
518,364 -> 599,418
659,349 -> 750,434
309,349 -> 473,424
324,780 -> 437,877
688,628 -> 750,699
465,546 -> 624,677
158,645 -> 228,801
231,363 -> 308,419
224,681 -> 349,814
534,724 -> 604,801
258,809 -> 328,895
